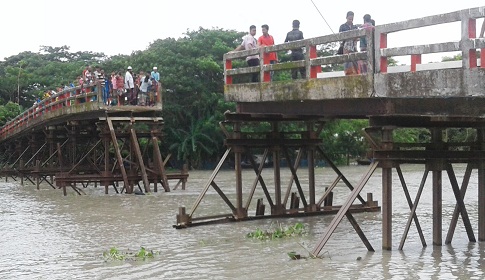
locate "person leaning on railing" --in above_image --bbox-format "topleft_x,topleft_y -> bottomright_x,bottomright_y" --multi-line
232,25 -> 260,83
339,11 -> 359,75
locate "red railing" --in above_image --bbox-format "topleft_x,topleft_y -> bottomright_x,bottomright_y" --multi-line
0,82 -> 103,141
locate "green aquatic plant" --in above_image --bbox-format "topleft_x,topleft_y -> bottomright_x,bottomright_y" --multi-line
103,247 -> 125,261
102,246 -> 159,262
134,247 -> 154,260
246,222 -> 306,240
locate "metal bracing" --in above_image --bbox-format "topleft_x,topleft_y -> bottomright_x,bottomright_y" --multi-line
0,112 -> 185,196
399,166 -> 429,250
176,116 -> 380,230
396,165 -> 427,248
311,161 -> 379,256
363,119 -> 485,252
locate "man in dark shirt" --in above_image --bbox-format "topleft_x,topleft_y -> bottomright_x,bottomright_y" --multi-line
285,20 -> 306,79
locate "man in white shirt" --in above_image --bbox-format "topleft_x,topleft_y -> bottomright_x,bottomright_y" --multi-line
233,25 -> 259,82
125,66 -> 134,105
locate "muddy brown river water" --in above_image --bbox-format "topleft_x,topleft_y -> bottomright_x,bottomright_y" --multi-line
0,164 -> 484,279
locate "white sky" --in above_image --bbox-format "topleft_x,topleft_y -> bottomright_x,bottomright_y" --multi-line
1,1 -> 485,64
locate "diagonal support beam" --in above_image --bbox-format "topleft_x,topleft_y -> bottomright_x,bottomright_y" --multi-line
67,140 -> 102,174
211,181 -> 237,213
396,165 -> 427,247
346,212 -> 374,251
39,139 -> 69,167
312,161 -> 378,256
10,145 -> 31,168
106,117 -> 131,194
130,128 -> 150,193
445,163 -> 476,243
188,148 -> 231,217
282,146 -> 307,207
152,136 -> 170,192
399,167 -> 429,250
283,148 -> 303,205
317,146 -> 366,204
317,175 -> 342,207
245,148 -> 274,209
446,163 -> 473,244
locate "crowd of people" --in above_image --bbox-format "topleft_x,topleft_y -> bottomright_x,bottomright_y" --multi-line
232,11 -> 375,81
36,65 -> 161,107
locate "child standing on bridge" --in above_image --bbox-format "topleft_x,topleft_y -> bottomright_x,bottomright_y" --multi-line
358,14 -> 375,74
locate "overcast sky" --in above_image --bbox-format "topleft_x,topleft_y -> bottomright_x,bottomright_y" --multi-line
1,1 -> 485,64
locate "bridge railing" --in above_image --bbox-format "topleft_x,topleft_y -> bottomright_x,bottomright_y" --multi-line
224,28 -> 374,84
376,7 -> 485,73
0,82 -> 103,141
0,79 -> 164,142
224,6 -> 485,101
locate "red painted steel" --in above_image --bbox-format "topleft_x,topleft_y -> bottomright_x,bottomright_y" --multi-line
380,33 -> 388,73
411,54 -> 421,72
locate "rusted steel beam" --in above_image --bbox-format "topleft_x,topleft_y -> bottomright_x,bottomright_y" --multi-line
188,148 -> 231,218
432,167 -> 443,246
317,175 -> 342,207
446,163 -> 473,243
399,167 -> 429,250
396,165 -> 427,247
312,161 -> 379,256
282,146 -> 307,207
445,164 -> 476,243
283,149 -> 303,206
130,129 -> 150,193
317,146 -> 366,205
345,212 -> 374,252
272,138 -> 284,215
225,138 -> 322,147
374,150 -> 485,160
106,117 -> 131,194
244,148 -> 274,209
210,181 -> 237,214
152,136 -> 170,192
67,140 -> 102,174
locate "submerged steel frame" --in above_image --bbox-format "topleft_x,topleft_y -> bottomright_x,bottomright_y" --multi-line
0,112 -> 188,195
175,113 -> 380,248
311,118 -> 485,256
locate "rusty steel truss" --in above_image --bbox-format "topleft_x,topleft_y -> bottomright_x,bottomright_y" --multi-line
175,110 -> 485,256
0,112 -> 188,195
175,112 -> 380,253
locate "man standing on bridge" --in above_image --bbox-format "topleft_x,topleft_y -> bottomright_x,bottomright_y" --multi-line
233,25 -> 260,83
125,66 -> 135,105
258,24 -> 278,81
285,20 -> 305,79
